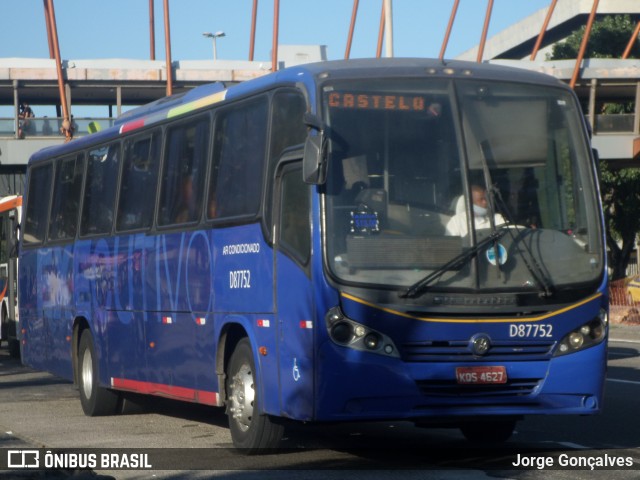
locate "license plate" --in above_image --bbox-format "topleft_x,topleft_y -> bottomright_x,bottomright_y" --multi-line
455,366 -> 507,385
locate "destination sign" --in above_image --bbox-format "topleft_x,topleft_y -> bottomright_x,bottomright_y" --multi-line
327,92 -> 427,112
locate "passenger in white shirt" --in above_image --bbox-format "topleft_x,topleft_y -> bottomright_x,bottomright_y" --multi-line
446,185 -> 506,237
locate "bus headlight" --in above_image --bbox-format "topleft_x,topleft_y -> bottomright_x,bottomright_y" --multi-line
568,332 -> 584,349
325,306 -> 399,357
554,312 -> 607,357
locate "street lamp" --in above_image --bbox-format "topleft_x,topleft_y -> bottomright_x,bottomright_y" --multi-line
203,31 -> 226,60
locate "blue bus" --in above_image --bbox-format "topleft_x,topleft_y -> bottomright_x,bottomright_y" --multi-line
19,58 -> 607,451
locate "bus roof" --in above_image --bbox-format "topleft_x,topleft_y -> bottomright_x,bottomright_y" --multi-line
27,58 -> 567,166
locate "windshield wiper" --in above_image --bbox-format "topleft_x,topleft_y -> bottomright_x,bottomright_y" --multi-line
400,228 -> 508,299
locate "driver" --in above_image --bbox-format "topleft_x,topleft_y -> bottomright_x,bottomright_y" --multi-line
446,184 -> 505,236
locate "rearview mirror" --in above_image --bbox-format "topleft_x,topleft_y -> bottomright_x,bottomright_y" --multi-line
302,112 -> 327,185
303,134 -> 327,184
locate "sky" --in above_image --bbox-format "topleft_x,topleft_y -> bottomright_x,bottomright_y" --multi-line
2,0 -> 553,116
4,0 -> 553,62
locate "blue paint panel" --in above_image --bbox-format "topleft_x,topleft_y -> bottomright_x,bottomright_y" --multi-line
19,222 -> 277,395
314,336 -> 607,421
310,293 -> 608,421
20,243 -> 82,373
212,226 -> 274,313
275,251 -> 315,420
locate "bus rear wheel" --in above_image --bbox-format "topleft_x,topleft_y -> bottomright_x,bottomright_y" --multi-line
78,330 -> 119,416
0,308 -> 6,347
225,338 -> 283,453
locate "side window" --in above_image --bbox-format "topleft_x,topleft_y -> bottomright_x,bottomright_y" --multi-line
81,143 -> 120,236
23,163 -> 53,245
49,154 -> 84,241
279,166 -> 310,265
208,97 -> 268,219
266,91 -> 308,229
270,91 -> 307,160
158,115 -> 210,226
117,132 -> 160,231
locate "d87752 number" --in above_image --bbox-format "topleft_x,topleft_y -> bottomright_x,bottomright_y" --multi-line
509,323 -> 553,338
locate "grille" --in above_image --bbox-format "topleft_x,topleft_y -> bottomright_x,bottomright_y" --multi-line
401,339 -> 555,362
346,235 -> 463,269
416,377 -> 542,397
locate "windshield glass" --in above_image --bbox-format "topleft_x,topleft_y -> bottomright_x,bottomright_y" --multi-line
323,78 -> 603,293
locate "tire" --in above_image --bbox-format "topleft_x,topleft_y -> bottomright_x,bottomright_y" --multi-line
2,307 -> 20,358
78,330 -> 119,416
226,338 -> 284,453
460,419 -> 516,443
8,338 -> 20,359
0,307 -> 7,347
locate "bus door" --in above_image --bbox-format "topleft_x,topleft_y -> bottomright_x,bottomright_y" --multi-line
274,160 -> 315,420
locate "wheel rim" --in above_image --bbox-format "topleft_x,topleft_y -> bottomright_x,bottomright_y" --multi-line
228,363 -> 255,432
81,348 -> 93,400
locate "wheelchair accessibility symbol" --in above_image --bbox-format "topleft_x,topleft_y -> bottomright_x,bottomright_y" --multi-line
292,358 -> 301,382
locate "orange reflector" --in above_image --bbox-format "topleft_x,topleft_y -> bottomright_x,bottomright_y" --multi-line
259,346 -> 268,356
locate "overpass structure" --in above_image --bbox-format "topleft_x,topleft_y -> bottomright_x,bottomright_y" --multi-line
456,0 -> 640,169
1,0 -> 639,196
0,46 -> 325,195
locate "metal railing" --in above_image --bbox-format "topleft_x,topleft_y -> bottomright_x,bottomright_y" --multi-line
0,117 -> 115,139
594,113 -> 635,133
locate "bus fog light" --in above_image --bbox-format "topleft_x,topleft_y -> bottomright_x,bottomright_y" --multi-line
384,344 -> 394,354
364,333 -> 381,350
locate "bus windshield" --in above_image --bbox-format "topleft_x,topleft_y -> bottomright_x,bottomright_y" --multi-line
323,78 -> 603,294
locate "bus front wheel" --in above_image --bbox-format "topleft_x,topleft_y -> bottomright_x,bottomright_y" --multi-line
78,330 -> 119,416
225,338 -> 283,453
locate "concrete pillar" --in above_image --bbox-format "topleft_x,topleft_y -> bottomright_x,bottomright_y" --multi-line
588,78 -> 597,133
634,81 -> 640,135
13,80 -> 19,139
117,86 -> 122,117
65,83 -> 72,117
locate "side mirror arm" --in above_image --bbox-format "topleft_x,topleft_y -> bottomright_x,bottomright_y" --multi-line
302,113 -> 328,185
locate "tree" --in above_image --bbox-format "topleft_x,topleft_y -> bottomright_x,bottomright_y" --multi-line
550,15 -> 640,279
599,162 -> 640,280
549,15 -> 640,60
